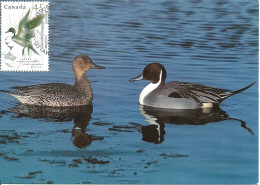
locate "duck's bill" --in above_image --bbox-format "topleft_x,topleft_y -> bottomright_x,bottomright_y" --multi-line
129,74 -> 143,82
92,63 -> 105,69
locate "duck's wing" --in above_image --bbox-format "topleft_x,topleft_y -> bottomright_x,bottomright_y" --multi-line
11,83 -> 73,96
27,14 -> 45,30
17,9 -> 30,38
164,81 -> 231,105
17,10 -> 44,39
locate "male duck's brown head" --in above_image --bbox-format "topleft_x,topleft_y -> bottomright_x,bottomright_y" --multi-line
73,55 -> 105,79
129,63 -> 167,84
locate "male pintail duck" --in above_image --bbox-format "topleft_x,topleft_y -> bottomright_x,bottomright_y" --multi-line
0,55 -> 105,107
129,63 -> 255,109
6,9 -> 44,55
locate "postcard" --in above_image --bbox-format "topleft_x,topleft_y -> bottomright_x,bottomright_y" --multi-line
0,0 -> 258,184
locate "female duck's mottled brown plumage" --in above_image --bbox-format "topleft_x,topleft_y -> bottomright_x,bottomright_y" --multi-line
0,55 -> 105,107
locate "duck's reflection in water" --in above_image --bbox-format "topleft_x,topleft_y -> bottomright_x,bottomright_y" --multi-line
139,105 -> 254,144
9,103 -> 93,148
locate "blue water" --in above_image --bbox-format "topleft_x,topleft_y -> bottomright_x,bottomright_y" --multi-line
0,0 -> 258,184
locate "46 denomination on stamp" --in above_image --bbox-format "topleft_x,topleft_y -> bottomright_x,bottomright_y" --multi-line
1,1 -> 49,71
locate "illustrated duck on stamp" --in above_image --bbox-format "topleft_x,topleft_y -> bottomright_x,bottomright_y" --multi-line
0,55 -> 105,107
5,9 -> 45,55
129,63 -> 255,109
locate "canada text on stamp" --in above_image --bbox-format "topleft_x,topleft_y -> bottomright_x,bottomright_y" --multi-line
1,1 -> 49,71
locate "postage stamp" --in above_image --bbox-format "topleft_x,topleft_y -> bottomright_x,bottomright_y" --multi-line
1,1 -> 49,71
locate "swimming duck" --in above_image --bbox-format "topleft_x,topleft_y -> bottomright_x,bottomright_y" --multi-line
129,63 -> 255,109
0,55 -> 104,107
5,9 -> 44,55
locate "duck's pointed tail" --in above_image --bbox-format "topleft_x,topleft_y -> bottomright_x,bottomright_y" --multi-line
0,90 -> 27,104
0,90 -> 13,95
231,82 -> 256,96
0,90 -> 21,98
221,82 -> 256,102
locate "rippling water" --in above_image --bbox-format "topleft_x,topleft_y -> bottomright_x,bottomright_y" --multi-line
0,0 -> 258,184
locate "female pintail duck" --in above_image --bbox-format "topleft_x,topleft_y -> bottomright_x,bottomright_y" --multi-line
129,63 -> 255,109
0,55 -> 105,107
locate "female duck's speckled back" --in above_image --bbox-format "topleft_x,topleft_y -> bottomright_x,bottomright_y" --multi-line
0,55 -> 105,107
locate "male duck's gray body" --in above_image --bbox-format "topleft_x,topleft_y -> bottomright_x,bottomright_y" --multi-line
0,55 -> 104,107
130,63 -> 255,109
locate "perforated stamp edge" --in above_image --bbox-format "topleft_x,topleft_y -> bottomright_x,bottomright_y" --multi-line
1,1 -> 49,72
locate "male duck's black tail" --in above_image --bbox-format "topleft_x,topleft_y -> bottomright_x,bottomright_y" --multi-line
221,82 -> 256,102
231,82 -> 256,96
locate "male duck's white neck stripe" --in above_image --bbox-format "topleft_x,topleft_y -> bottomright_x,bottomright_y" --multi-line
139,70 -> 162,105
